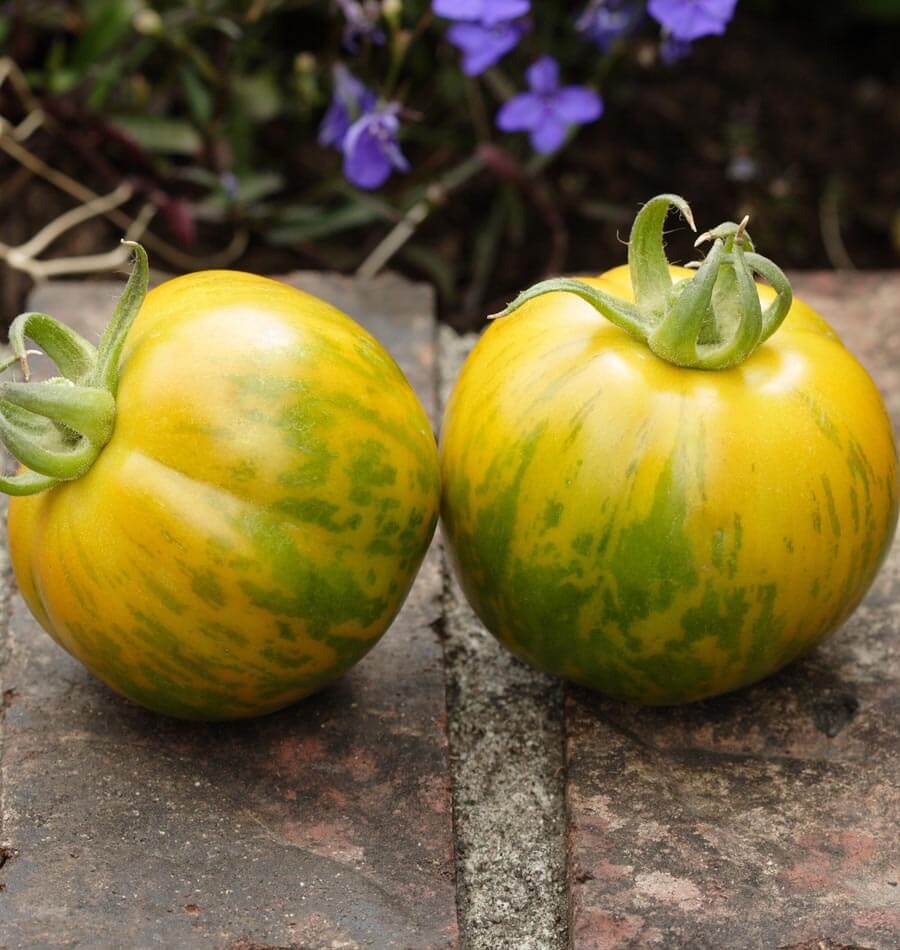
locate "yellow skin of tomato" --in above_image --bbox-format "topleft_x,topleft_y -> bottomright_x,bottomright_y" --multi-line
440,265 -> 898,704
9,272 -> 440,720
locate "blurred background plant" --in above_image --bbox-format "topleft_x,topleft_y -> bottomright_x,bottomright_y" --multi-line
1,0 -> 898,327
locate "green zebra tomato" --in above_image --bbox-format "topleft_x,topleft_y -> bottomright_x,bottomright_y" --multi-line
4,248 -> 440,719
440,197 -> 898,704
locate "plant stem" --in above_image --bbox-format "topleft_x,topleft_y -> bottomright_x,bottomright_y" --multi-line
357,153 -> 485,279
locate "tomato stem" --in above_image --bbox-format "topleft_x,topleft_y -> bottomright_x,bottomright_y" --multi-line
0,242 -> 149,495
491,194 -> 793,371
92,242 -> 149,394
491,277 -> 653,341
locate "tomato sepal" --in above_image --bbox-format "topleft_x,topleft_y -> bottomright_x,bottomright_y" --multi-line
0,241 -> 148,492
491,194 -> 793,372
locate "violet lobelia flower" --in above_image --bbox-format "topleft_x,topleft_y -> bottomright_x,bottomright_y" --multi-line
432,0 -> 530,26
342,104 -> 410,190
318,65 -> 377,149
647,0 -> 738,41
446,19 -> 530,76
576,0 -> 644,52
496,56 -> 603,154
336,0 -> 386,50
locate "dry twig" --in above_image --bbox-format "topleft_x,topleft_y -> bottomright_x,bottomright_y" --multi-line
0,57 -> 249,277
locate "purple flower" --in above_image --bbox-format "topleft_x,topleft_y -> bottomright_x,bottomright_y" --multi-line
434,0 -> 531,75
432,0 -> 530,26
318,65 -> 407,190
647,0 -> 737,42
337,0 -> 385,50
342,105 -> 410,190
446,19 -> 529,75
496,56 -> 603,154
576,0 -> 644,51
318,66 -> 377,149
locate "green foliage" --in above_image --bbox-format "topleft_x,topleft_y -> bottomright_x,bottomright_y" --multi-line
857,0 -> 900,17
1,0 -> 540,304
3,0 -> 896,307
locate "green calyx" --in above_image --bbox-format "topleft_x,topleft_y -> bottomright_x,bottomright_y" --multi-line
491,194 -> 793,371
0,242 -> 149,496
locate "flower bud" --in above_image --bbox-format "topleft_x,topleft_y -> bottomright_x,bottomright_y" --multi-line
133,8 -> 163,35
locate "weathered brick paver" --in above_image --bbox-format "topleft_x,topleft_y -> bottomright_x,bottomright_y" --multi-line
565,273 -> 900,949
0,273 -> 457,949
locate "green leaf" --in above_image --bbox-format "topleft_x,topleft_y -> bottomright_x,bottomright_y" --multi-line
233,172 -> 285,205
174,167 -> 224,189
46,68 -> 81,96
42,39 -> 79,94
196,173 -> 286,221
111,115 -> 203,155
209,16 -> 243,41
72,0 -> 140,72
88,35 -> 154,111
267,204 -> 384,245
232,73 -> 281,123
180,65 -> 214,126
857,0 -> 900,16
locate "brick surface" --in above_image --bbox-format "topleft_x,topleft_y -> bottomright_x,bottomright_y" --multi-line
565,273 -> 900,949
0,272 -> 457,949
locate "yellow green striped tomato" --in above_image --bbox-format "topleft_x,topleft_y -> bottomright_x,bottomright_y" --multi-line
3,248 -> 439,720
440,197 -> 898,704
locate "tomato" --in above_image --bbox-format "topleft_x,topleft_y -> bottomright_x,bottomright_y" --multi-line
440,197 -> 898,704
2,246 -> 440,719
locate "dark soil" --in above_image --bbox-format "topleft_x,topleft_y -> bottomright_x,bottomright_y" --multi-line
436,6 -> 900,328
1,5 -> 898,330
560,7 -> 900,282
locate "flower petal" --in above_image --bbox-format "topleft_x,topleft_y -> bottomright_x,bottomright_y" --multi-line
530,114 -> 568,154
527,55 -> 560,95
553,87 -> 604,124
342,109 -> 408,190
318,101 -> 350,149
384,138 -> 411,174
433,0 -> 530,25
647,0 -> 736,42
319,66 -> 377,149
480,0 -> 530,25
432,0 -> 485,21
496,93 -> 545,132
448,21 -> 526,76
344,130 -> 392,190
